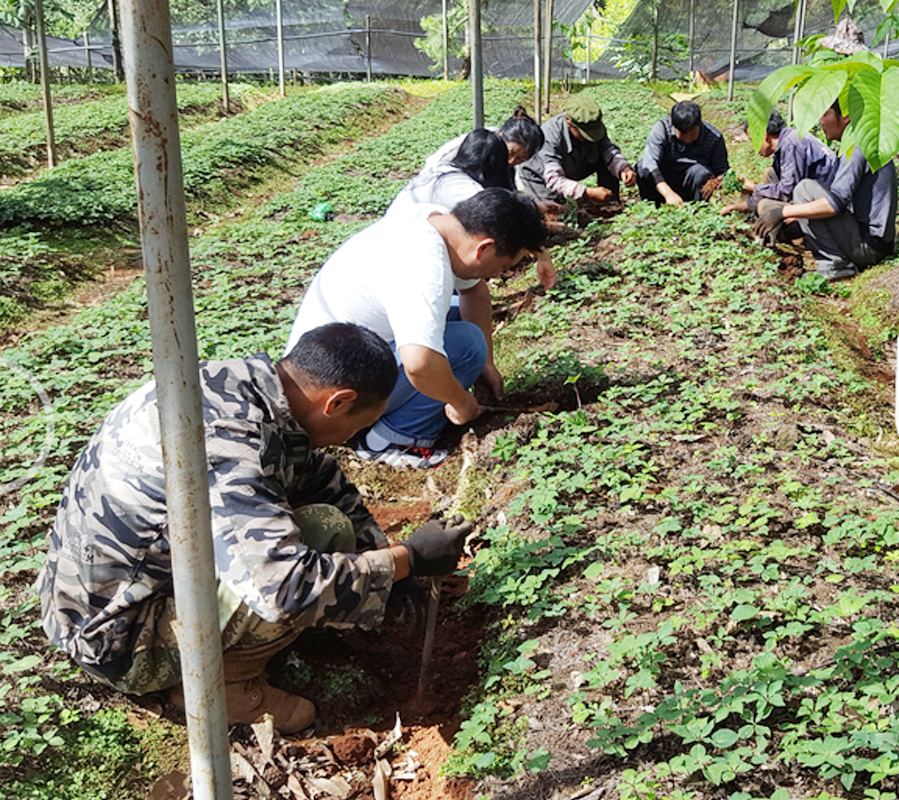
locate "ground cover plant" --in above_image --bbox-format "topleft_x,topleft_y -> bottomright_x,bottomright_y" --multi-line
0,82 -> 263,176
1,75 -> 899,800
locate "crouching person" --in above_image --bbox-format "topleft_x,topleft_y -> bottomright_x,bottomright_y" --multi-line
36,323 -> 471,734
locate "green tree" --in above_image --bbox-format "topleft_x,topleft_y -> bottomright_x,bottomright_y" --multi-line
748,0 -> 899,171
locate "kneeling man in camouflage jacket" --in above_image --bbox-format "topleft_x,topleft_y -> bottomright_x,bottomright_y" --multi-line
36,323 -> 470,734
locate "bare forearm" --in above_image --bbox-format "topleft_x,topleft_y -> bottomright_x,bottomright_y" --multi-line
783,197 -> 836,223
458,282 -> 495,363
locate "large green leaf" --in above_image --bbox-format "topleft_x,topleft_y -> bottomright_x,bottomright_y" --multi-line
748,64 -> 811,152
847,65 -> 899,170
793,69 -> 848,137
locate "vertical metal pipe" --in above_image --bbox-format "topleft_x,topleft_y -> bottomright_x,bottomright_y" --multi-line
584,32 -> 590,84
365,15 -> 372,82
884,33 -> 891,59
84,31 -> 94,83
533,0 -> 541,124
119,2 -> 233,799
108,0 -> 124,81
543,0 -> 553,113
216,0 -> 230,113
727,0 -> 738,101
442,0 -> 449,80
276,0 -> 286,97
34,0 -> 56,168
791,0 -> 803,65
689,0 -> 695,74
470,0 -> 483,127
651,0 -> 659,81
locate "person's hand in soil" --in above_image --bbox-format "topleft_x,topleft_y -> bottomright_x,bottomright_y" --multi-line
385,575 -> 428,631
535,199 -> 565,217
404,517 -> 472,576
444,391 -> 483,426
535,249 -> 556,289
620,168 -> 636,188
720,201 -> 749,215
585,186 -> 614,203
753,206 -> 784,246
701,175 -> 723,200
475,362 -> 504,402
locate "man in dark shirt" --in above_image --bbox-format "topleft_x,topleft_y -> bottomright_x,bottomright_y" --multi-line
517,94 -> 636,205
754,100 -> 897,280
636,100 -> 729,205
723,110 -> 837,218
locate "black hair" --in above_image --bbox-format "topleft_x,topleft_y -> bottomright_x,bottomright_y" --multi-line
671,100 -> 702,132
281,323 -> 398,411
830,97 -> 844,116
452,188 -> 547,256
498,106 -> 545,156
767,109 -> 786,137
450,129 -> 513,190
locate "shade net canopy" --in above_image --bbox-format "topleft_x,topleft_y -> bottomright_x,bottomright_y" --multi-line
9,0 -> 896,80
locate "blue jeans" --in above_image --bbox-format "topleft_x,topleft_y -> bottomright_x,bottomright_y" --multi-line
372,309 -> 487,447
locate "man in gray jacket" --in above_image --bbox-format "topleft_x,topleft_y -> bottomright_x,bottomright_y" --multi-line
517,94 -> 636,205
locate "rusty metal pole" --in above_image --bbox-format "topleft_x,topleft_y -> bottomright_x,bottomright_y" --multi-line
33,0 -> 56,168
119,2 -> 233,799
216,0 -> 230,112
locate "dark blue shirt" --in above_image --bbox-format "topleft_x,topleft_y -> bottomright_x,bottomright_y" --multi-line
640,118 -> 729,184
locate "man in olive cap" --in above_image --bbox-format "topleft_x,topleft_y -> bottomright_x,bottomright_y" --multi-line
517,94 -> 636,205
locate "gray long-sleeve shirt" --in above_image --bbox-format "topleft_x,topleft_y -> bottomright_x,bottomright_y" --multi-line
640,118 -> 729,185
517,113 -> 632,200
754,127 -> 837,202
823,147 -> 897,251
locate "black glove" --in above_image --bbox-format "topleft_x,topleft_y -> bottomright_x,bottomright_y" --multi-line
752,206 -> 785,246
404,517 -> 472,576
385,575 -> 428,631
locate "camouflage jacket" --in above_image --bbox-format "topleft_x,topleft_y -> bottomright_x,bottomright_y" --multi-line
36,355 -> 395,683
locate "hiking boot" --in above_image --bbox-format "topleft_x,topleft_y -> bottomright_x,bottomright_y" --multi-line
818,265 -> 858,281
354,441 -> 449,468
168,677 -> 316,735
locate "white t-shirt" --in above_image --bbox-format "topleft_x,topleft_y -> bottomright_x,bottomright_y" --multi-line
284,204 -> 480,356
385,164 -> 483,219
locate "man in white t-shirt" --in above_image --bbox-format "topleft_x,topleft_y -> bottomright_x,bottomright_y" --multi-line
285,188 -> 547,467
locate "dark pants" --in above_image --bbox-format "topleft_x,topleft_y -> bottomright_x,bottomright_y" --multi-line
517,161 -> 621,203
636,161 -> 712,205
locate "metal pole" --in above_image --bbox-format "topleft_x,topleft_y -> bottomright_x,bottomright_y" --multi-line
108,0 -> 124,81
543,0 -> 554,113
365,14 -> 372,82
789,0 -> 806,121
885,33 -> 891,59
119,2 -> 233,799
689,0 -> 695,74
84,31 -> 94,83
727,0 -> 738,101
470,0 -> 483,127
533,0 -> 541,124
651,0 -> 659,81
584,32 -> 590,84
34,0 -> 56,169
442,0 -> 449,80
216,0 -> 230,113
276,0 -> 286,97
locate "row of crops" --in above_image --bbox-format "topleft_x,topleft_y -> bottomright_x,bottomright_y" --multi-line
2,74 -> 899,799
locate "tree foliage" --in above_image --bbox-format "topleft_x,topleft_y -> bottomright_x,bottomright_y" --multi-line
749,0 -> 899,171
